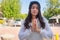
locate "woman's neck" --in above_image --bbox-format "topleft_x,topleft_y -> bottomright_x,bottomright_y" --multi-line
32,15 -> 36,19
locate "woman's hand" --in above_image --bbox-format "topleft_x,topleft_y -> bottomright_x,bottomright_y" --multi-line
36,27 -> 40,33
31,19 -> 36,32
31,19 -> 40,32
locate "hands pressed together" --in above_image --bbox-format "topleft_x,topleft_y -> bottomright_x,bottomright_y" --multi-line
31,19 -> 40,33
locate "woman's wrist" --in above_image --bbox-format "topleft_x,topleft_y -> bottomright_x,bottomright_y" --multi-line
36,28 -> 40,33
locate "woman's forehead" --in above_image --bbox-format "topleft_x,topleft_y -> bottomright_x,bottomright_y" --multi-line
31,4 -> 39,7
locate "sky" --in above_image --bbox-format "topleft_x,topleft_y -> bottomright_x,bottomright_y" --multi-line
0,0 -> 47,14
20,0 -> 47,14
0,0 -> 2,3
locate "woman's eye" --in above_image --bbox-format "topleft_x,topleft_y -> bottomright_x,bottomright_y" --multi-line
32,7 -> 35,9
32,7 -> 38,9
36,7 -> 38,9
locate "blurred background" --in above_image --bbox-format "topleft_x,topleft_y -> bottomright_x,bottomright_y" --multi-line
0,0 -> 60,40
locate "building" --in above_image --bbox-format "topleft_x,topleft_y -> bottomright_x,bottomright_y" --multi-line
49,15 -> 60,24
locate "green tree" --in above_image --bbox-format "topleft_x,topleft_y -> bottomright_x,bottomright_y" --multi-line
43,0 -> 60,20
1,0 -> 21,19
19,14 -> 27,19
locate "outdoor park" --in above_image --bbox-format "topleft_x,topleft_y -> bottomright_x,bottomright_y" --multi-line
0,0 -> 60,40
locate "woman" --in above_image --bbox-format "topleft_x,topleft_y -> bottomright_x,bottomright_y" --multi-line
18,1 -> 53,40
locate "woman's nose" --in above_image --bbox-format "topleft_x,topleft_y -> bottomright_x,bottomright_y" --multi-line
34,8 -> 37,11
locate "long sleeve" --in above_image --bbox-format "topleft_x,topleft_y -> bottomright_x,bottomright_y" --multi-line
40,17 -> 53,40
18,20 -> 32,40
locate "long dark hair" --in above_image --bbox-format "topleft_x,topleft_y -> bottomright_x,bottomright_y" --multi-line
24,1 -> 45,29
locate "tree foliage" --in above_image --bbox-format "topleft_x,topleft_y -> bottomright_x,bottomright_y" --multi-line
1,0 -> 21,19
43,0 -> 60,20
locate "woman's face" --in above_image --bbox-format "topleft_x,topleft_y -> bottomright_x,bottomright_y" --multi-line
31,4 -> 39,16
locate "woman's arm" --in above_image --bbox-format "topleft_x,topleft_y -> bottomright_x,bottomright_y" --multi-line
18,20 -> 32,40
40,17 -> 53,39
